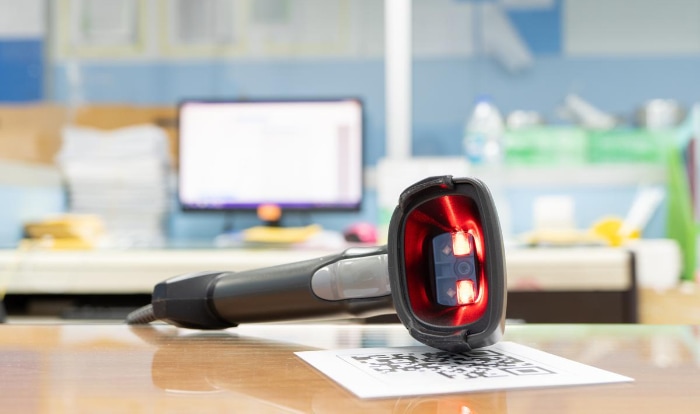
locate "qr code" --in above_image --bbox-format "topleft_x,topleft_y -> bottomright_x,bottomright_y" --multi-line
348,349 -> 555,380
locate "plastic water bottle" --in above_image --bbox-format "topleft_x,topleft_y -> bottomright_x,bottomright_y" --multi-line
463,96 -> 511,243
463,96 -> 505,165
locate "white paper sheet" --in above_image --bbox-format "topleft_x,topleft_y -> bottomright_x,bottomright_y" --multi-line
296,341 -> 633,399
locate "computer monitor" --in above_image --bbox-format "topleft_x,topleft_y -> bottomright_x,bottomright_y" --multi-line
177,98 -> 364,216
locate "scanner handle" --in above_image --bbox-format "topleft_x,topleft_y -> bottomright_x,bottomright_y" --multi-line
212,246 -> 393,323
147,246 -> 394,329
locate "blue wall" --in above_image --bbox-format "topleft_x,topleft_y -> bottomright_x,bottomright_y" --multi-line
0,39 -> 43,102
52,55 -> 700,162
53,60 -> 389,165
47,54 -> 678,242
0,185 -> 65,246
2,0 -> 690,244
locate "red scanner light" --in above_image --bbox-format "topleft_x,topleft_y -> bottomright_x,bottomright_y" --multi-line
452,231 -> 472,256
456,280 -> 477,305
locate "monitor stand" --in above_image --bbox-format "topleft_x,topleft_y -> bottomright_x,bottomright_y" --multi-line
214,205 -> 320,247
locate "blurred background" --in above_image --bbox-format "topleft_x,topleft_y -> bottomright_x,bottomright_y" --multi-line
0,0 -> 698,322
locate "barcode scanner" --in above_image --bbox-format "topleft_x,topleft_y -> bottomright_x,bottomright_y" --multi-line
127,175 -> 507,353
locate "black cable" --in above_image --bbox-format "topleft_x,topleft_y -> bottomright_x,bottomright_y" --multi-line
126,304 -> 157,325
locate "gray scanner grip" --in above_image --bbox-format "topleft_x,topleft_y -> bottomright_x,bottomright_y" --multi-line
311,254 -> 390,300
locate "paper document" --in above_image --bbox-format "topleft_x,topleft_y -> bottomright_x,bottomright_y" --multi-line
296,341 -> 632,399
56,124 -> 172,247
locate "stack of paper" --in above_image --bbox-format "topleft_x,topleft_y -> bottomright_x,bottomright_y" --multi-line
56,125 -> 172,247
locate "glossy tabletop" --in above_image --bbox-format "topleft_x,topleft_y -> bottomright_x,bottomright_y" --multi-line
0,322 -> 698,413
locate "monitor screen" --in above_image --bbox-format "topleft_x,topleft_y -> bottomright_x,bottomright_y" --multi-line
178,99 -> 364,212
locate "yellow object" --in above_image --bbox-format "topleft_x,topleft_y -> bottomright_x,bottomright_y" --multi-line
242,224 -> 322,244
23,214 -> 105,250
590,216 -> 641,247
20,237 -> 95,250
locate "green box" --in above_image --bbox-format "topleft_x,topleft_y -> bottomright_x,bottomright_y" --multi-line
505,126 -> 587,166
586,129 -> 669,164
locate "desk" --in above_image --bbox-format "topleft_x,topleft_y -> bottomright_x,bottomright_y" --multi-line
0,247 -> 632,294
0,323 -> 697,413
0,246 -> 637,323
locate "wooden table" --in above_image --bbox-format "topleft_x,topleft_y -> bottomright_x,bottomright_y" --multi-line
0,323 -> 697,413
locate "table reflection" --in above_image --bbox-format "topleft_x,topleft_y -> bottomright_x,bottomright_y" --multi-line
0,323 -> 697,413
133,326 -> 509,414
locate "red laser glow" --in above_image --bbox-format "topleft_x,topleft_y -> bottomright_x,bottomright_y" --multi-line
452,232 -> 472,256
456,280 -> 477,305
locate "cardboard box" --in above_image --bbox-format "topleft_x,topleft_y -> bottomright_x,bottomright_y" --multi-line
0,103 -> 179,166
0,104 -> 67,165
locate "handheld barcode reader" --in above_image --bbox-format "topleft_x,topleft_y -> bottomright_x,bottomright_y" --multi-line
127,176 -> 507,353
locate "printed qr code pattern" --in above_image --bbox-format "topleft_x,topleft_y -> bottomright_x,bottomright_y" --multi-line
350,349 -> 555,380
